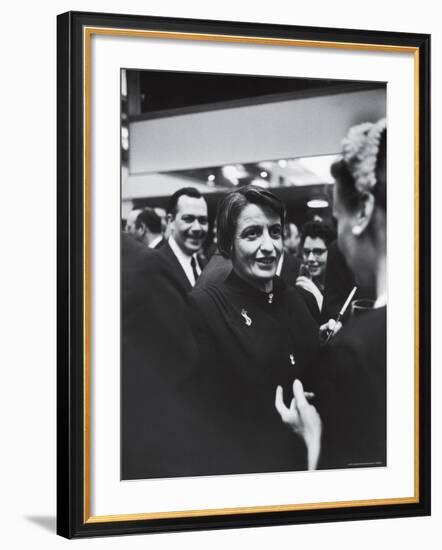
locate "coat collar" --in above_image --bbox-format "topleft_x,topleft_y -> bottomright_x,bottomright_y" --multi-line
224,270 -> 286,305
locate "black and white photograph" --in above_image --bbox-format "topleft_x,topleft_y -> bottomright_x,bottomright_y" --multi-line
2,0 -> 438,546
55,11 -> 430,538
120,69 -> 388,480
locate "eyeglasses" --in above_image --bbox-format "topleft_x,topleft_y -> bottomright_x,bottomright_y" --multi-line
302,247 -> 327,257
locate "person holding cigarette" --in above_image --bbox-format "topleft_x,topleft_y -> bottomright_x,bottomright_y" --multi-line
276,118 -> 387,470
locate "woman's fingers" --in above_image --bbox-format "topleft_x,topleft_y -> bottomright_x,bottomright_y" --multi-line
276,382 -> 315,416
275,385 -> 300,428
275,385 -> 287,417
319,318 -> 342,342
326,318 -> 342,337
293,379 -> 308,408
276,380 -> 322,471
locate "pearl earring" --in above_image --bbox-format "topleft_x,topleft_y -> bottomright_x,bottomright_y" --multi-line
352,226 -> 362,236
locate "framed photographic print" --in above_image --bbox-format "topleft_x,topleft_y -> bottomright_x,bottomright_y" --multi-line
57,11 -> 431,538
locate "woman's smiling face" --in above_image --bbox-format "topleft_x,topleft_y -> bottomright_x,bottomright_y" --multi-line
231,203 -> 283,291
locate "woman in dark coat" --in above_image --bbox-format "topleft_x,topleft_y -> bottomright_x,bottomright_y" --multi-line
276,118 -> 387,471
187,185 -> 320,476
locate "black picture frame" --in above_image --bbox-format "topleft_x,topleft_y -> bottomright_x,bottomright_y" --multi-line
57,10 -> 431,539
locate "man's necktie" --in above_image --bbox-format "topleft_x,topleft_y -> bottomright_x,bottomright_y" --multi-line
190,256 -> 199,284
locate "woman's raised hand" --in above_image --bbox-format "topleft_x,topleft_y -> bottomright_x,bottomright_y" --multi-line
275,379 -> 322,470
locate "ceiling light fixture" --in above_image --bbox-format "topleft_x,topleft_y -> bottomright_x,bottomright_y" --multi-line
307,199 -> 329,208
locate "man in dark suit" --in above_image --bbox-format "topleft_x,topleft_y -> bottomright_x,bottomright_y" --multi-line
158,187 -> 209,292
121,189 -> 210,480
121,232 -> 203,479
125,206 -> 165,249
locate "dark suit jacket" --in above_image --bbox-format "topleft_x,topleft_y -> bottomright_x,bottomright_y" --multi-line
121,234 -> 202,480
152,237 -> 165,249
280,252 -> 301,284
157,241 -> 192,293
194,250 -> 230,289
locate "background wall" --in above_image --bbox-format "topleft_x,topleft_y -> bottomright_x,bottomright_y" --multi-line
0,1 -> 439,549
129,89 -> 385,173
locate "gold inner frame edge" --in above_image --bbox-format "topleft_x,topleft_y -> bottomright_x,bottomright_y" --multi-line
82,26 -> 421,524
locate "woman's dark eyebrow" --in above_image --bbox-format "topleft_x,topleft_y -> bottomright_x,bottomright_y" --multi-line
239,224 -> 261,235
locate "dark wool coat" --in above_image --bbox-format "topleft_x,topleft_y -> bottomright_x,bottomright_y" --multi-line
185,271 -> 320,476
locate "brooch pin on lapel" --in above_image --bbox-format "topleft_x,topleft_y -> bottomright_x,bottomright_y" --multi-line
241,309 -> 252,326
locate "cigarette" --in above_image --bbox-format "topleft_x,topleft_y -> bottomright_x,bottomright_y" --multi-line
338,286 -> 358,317
324,286 -> 358,343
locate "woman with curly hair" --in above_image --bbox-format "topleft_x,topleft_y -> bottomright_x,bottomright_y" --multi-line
276,118 -> 387,471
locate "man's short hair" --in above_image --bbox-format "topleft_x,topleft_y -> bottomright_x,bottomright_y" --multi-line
135,207 -> 162,234
167,187 -> 203,217
300,220 -> 336,249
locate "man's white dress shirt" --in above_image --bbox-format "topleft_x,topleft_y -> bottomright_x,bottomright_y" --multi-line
168,236 -> 202,287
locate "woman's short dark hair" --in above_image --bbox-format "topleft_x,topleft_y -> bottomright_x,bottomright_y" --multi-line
300,220 -> 336,250
217,185 -> 285,258
331,124 -> 386,212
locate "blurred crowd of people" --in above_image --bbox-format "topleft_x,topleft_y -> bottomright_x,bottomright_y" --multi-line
121,118 -> 386,479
